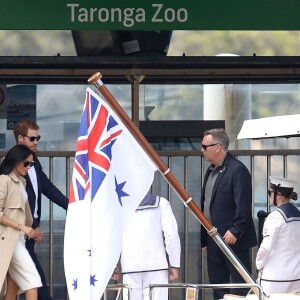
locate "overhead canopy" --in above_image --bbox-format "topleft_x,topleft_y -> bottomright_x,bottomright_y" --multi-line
237,114 -> 300,139
72,30 -> 172,56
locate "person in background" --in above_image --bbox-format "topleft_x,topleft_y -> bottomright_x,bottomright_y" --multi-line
200,128 -> 257,300
13,120 -> 69,300
256,176 -> 300,294
0,144 -> 42,300
112,191 -> 181,300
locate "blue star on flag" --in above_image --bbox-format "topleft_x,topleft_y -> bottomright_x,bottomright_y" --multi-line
90,274 -> 98,286
115,176 -> 129,206
72,278 -> 78,290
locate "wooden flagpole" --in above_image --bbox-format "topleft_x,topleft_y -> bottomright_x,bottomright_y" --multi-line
88,72 -> 262,298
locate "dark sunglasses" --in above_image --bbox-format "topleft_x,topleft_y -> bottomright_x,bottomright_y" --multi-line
24,135 -> 41,142
267,190 -> 273,196
201,143 -> 219,150
23,161 -> 34,168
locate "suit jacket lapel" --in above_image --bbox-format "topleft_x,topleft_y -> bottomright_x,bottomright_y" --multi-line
24,173 -> 33,190
210,153 -> 232,202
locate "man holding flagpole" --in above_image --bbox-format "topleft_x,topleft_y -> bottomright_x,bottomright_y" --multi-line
64,87 -> 158,300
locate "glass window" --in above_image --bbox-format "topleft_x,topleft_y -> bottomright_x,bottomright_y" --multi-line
140,84 -> 203,121
2,83 -> 131,151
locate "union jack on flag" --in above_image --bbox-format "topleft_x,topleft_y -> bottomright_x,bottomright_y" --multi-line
64,87 -> 157,300
68,89 -> 123,204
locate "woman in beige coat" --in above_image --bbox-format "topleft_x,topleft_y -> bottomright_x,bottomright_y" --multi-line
0,144 -> 42,300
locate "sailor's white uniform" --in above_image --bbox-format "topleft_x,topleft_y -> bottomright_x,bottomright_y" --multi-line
120,194 -> 181,300
256,202 -> 300,294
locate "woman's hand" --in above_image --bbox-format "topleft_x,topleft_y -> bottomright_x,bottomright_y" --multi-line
19,225 -> 35,239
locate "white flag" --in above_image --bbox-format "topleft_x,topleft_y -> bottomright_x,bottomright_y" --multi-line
64,87 -> 158,299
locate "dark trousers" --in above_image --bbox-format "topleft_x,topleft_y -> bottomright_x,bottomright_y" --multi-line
25,239 -> 53,300
206,238 -> 251,300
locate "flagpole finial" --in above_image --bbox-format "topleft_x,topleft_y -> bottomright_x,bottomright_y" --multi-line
88,72 -> 102,84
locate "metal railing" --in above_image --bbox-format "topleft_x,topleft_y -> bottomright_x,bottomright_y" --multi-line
103,284 -> 132,300
149,283 -> 265,300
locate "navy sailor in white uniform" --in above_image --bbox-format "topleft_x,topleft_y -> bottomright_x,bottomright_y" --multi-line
256,176 -> 300,294
112,191 -> 181,300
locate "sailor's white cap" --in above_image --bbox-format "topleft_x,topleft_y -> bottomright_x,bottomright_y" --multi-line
269,176 -> 296,189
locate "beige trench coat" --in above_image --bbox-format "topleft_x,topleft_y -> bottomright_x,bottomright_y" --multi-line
0,172 -> 33,294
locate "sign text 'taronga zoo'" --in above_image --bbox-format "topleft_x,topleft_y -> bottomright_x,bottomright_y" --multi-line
1,0 -> 300,30
67,3 -> 188,28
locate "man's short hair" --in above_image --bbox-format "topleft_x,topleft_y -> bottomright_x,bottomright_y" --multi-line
203,128 -> 230,150
13,119 -> 39,142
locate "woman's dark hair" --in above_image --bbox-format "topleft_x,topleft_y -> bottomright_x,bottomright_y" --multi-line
271,185 -> 298,201
0,145 -> 34,175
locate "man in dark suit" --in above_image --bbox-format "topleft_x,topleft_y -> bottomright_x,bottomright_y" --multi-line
200,128 -> 257,300
13,119 -> 69,300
